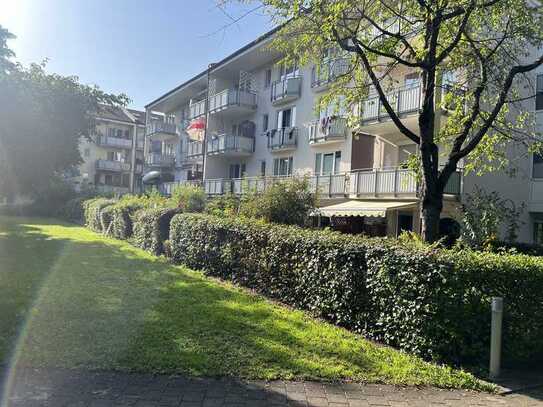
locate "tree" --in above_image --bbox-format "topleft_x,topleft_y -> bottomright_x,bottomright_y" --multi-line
0,25 -> 129,201
225,0 -> 543,242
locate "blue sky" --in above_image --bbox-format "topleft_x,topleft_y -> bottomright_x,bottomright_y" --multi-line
0,0 -> 273,110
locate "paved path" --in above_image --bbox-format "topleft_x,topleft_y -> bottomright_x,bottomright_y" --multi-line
2,368 -> 542,407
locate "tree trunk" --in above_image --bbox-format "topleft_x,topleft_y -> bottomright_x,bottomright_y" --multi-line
420,188 -> 443,243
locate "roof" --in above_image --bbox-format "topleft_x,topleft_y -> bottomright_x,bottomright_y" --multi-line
95,104 -> 149,126
145,24 -> 284,109
316,200 -> 418,218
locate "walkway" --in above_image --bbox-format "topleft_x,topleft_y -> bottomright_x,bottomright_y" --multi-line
3,368 -> 543,407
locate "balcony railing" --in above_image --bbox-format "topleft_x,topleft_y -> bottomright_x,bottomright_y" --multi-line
208,89 -> 258,113
98,136 -> 132,149
350,167 -> 462,197
146,153 -> 175,167
201,168 -> 462,198
189,99 -> 206,119
308,117 -> 348,144
267,127 -> 298,151
160,180 -> 202,195
270,77 -> 302,104
360,84 -> 422,122
146,121 -> 177,137
311,58 -> 350,89
95,159 -> 131,172
186,140 -> 204,159
96,185 -> 130,195
207,134 -> 254,155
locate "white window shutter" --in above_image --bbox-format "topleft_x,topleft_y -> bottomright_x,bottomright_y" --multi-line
291,106 -> 296,127
277,110 -> 283,129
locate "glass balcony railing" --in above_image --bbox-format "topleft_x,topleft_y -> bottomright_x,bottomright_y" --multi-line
311,58 -> 350,88
189,99 -> 206,120
208,89 -> 257,113
146,121 -> 177,137
145,153 -> 175,167
98,136 -> 133,149
308,117 -> 348,144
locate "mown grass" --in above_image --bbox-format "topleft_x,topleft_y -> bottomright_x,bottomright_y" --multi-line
0,216 -> 493,390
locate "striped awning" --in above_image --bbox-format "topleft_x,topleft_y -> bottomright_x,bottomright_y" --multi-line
316,200 -> 418,218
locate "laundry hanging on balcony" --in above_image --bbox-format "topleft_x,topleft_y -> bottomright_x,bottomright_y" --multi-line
187,118 -> 205,141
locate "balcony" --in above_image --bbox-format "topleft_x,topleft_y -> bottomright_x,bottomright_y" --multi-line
95,159 -> 131,172
267,127 -> 298,152
185,140 -> 204,160
350,167 -> 462,197
207,134 -> 254,157
204,174 -> 348,198
308,117 -> 348,145
96,185 -> 130,195
189,99 -> 206,119
160,180 -> 202,196
146,121 -> 178,141
270,77 -> 302,105
311,58 -> 350,90
208,89 -> 257,116
146,153 -> 175,167
98,135 -> 132,149
360,84 -> 422,126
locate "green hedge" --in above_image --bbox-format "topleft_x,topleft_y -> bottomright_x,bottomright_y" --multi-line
83,198 -> 117,232
132,207 -> 180,255
58,197 -> 87,223
169,213 -> 543,367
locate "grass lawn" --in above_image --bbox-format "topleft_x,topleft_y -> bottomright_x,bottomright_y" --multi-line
0,216 -> 492,390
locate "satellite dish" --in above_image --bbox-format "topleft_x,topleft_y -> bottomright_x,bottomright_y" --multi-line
142,171 -> 161,185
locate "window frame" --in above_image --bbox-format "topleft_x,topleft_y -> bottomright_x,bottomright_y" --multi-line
315,151 -> 342,175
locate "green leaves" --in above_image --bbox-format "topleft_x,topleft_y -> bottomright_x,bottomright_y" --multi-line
168,212 -> 543,367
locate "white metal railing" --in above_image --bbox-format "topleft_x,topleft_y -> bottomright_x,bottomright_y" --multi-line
189,99 -> 206,119
201,169 -> 462,198
311,58 -> 350,88
98,136 -> 132,149
270,77 -> 302,103
146,153 -> 175,167
350,167 -> 462,196
267,127 -> 298,151
207,134 -> 254,155
161,180 -> 202,195
308,117 -> 348,143
361,84 -> 422,122
95,159 -> 131,172
146,120 -> 177,137
186,140 -> 204,159
208,89 -> 258,113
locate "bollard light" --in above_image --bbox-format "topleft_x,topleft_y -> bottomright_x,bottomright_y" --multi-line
489,297 -> 503,379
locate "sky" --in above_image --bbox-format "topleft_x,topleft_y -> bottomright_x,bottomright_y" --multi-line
0,0 -> 273,110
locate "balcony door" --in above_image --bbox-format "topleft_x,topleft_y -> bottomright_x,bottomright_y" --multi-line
229,163 -> 246,179
278,107 -> 295,129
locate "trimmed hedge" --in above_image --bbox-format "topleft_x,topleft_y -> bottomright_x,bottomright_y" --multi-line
132,207 -> 180,255
169,213 -> 543,367
83,198 -> 117,232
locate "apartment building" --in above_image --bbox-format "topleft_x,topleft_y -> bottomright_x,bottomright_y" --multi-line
73,105 -> 147,194
143,28 -> 543,244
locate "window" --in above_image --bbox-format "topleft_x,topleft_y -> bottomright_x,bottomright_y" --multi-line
533,153 -> 543,178
315,151 -> 341,175
122,174 -> 130,187
107,151 -> 123,162
279,64 -> 299,81
278,107 -> 295,128
404,73 -> 420,87
273,157 -> 293,176
83,148 -> 90,158
124,129 -> 130,139
264,69 -> 272,88
260,160 -> 266,176
107,128 -> 115,138
262,114 -> 269,132
116,129 -> 123,138
537,74 -> 543,111
105,174 -> 113,185
534,221 -> 543,245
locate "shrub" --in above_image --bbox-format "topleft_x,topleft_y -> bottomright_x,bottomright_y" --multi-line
59,197 -> 87,223
83,197 -> 117,232
169,184 -> 206,212
238,177 -> 316,226
169,213 -> 543,367
105,195 -> 153,240
132,207 -> 180,255
205,194 -> 240,218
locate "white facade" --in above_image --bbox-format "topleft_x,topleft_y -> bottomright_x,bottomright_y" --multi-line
73,107 -> 146,195
144,31 -> 543,244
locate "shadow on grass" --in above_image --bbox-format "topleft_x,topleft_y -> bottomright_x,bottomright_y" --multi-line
0,216 -> 379,382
